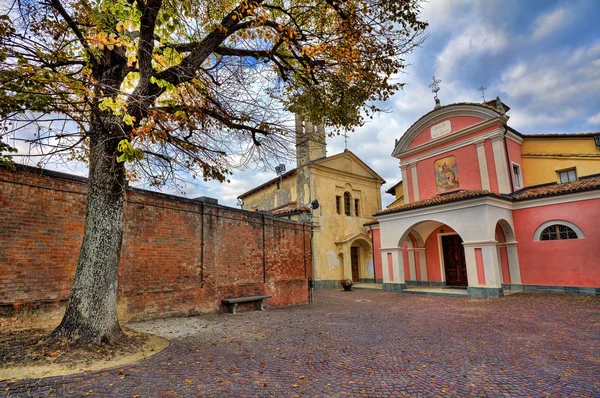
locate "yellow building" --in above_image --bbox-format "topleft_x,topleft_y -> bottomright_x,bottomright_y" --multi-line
238,115 -> 385,288
519,131 -> 600,186
384,181 -> 405,209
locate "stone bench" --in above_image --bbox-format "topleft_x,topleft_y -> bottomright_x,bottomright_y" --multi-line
221,295 -> 272,315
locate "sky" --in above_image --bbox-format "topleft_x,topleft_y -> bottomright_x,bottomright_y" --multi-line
11,0 -> 600,208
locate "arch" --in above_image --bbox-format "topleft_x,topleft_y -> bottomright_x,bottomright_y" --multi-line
495,219 -> 516,242
533,220 -> 585,241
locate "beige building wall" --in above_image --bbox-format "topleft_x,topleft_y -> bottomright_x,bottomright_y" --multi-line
241,174 -> 297,212
308,153 -> 384,287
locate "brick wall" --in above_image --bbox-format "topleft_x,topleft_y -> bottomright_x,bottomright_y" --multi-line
0,166 -> 311,332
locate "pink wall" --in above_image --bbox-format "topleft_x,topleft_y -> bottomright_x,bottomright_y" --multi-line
424,225 -> 457,282
408,116 -> 485,149
495,225 -> 511,284
402,241 -> 410,281
416,145 -> 482,200
513,199 -> 600,287
506,138 -> 524,189
369,228 -> 382,281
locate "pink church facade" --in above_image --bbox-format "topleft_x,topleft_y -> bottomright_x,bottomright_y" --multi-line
373,101 -> 600,297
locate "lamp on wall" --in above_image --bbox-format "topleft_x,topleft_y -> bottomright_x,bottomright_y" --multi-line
440,225 -> 445,233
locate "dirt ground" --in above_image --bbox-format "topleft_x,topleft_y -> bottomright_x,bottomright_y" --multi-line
0,328 -> 168,381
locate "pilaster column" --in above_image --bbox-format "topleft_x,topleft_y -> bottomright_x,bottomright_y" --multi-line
475,140 -> 491,191
463,241 -> 504,298
409,162 -> 420,201
504,241 -> 522,285
400,164 -> 410,204
415,247 -> 427,282
342,245 -> 352,280
379,248 -> 406,292
406,248 -> 416,281
490,136 -> 511,193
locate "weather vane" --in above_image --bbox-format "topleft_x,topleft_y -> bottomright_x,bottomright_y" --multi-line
479,85 -> 487,102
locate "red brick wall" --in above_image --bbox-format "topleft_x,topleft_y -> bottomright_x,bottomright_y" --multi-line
0,166 -> 311,332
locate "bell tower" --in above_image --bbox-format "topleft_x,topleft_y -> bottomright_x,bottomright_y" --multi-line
295,114 -> 326,168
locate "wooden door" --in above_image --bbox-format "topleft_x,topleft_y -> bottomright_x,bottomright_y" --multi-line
441,234 -> 468,286
351,247 -> 359,281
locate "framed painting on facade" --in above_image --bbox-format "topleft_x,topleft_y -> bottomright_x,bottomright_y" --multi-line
434,156 -> 460,192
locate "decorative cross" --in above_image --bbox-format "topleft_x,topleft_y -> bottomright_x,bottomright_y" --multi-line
428,76 -> 442,100
342,131 -> 349,150
479,85 -> 487,102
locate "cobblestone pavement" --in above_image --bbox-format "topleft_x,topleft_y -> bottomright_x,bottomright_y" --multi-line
2,290 -> 599,397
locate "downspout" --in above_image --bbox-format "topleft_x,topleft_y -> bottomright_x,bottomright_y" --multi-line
369,224 -> 377,284
503,126 -> 515,193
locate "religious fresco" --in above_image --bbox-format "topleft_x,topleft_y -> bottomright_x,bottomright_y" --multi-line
434,156 -> 460,192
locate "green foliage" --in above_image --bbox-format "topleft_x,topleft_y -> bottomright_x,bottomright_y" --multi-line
0,137 -> 17,170
116,139 -> 144,163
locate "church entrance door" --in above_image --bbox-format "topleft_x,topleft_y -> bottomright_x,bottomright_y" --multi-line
351,247 -> 359,281
441,234 -> 468,287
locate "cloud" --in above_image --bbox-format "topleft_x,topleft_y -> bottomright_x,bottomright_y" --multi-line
496,40 -> 600,130
587,112 -> 600,126
435,24 -> 509,79
531,8 -> 572,42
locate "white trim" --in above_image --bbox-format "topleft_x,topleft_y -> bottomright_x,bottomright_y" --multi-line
399,128 -> 505,166
492,138 -> 511,193
410,164 -> 420,201
380,247 -> 403,252
376,196 -> 513,222
512,190 -> 600,209
476,141 -> 491,191
511,162 -> 523,189
462,240 -> 498,247
393,105 -> 507,157
437,232 -> 459,283
533,220 -> 585,241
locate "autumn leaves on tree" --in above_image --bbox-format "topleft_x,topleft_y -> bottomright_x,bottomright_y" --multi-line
0,0 -> 427,344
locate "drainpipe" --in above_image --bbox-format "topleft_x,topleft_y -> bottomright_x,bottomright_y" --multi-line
369,224 -> 377,284
503,126 -> 515,194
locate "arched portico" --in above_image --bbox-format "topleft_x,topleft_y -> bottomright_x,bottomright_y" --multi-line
335,233 -> 374,282
377,196 -> 518,297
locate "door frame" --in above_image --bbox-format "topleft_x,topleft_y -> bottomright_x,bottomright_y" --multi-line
437,232 -> 460,284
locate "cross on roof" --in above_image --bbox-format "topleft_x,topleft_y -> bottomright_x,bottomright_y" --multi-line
342,131 -> 349,150
428,76 -> 442,100
479,85 -> 487,102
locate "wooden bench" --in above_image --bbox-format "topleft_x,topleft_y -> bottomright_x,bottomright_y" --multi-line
221,295 -> 272,315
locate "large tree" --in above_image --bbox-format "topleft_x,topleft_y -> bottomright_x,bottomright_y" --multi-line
0,0 -> 427,344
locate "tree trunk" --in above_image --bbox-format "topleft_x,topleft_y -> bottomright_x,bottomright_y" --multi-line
51,123 -> 127,345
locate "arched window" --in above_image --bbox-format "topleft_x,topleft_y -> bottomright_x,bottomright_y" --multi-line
534,220 -> 584,241
343,192 -> 351,216
540,225 -> 578,240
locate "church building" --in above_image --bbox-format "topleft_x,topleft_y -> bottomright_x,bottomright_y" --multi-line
238,115 -> 385,288
372,98 -> 600,297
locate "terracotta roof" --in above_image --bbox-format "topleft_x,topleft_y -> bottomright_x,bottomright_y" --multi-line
374,174 -> 600,216
375,190 -> 509,216
272,206 -> 311,216
512,174 -> 600,200
363,220 -> 379,226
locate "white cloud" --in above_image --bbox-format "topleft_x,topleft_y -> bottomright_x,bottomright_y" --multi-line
435,24 -> 508,79
587,112 -> 600,126
531,8 -> 572,42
